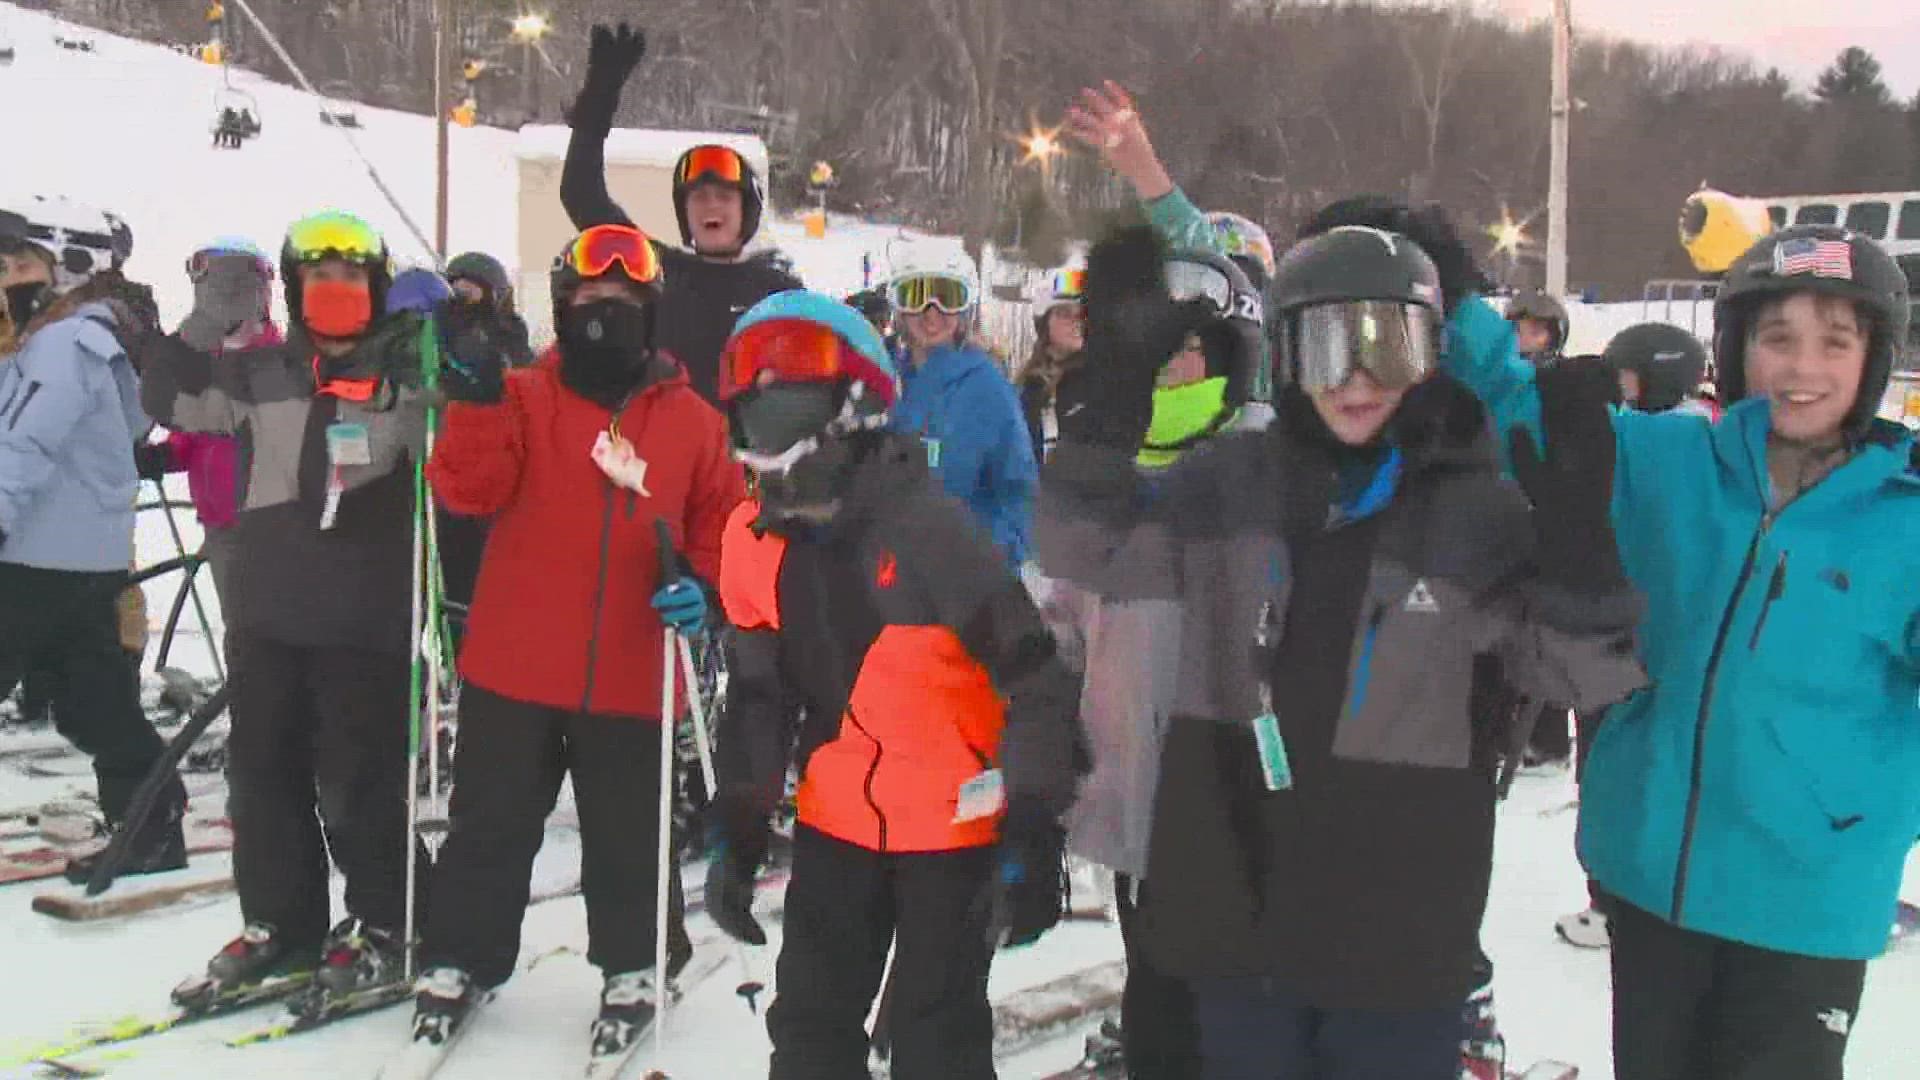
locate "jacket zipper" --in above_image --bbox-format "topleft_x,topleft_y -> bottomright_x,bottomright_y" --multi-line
845,708 -> 888,852
1672,513 -> 1772,922
1745,552 -> 1789,652
578,484 -> 617,714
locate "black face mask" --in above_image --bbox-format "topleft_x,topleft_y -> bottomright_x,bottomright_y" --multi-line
730,384 -> 843,458
557,299 -> 655,408
4,282 -> 49,326
754,437 -> 860,530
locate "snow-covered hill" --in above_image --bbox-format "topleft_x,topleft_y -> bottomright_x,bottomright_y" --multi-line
0,1 -> 932,330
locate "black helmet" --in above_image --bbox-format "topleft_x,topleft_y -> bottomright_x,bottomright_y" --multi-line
1268,226 -> 1443,391
445,251 -> 514,311
1713,224 -> 1910,434
1602,322 -> 1708,413
1165,248 -> 1264,412
1507,289 -> 1569,354
672,144 -> 765,251
548,225 -> 665,332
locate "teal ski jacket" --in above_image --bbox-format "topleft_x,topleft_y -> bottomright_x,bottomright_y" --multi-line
1447,332 -> 1920,960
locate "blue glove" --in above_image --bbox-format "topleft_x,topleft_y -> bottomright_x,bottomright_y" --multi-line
652,579 -> 707,632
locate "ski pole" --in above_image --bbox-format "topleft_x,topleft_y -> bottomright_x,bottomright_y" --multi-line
655,522 -> 680,1056
403,451 -> 427,982
653,521 -> 717,799
675,634 -> 717,801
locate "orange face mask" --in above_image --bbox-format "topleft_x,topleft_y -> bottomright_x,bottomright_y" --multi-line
302,279 -> 373,338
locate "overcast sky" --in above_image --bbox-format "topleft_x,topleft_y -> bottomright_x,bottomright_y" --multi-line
1486,1 -> 1920,98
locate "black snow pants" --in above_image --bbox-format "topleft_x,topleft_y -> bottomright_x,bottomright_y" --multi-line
226,632 -> 419,952
1189,974 -> 1463,1080
1605,894 -> 1866,1080
1114,872 -> 1202,1080
768,824 -> 998,1080
0,563 -> 174,820
421,684 -> 690,988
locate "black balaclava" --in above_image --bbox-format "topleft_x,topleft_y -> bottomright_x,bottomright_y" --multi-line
557,298 -> 656,409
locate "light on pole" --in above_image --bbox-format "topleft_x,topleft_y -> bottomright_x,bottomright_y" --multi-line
511,13 -> 549,119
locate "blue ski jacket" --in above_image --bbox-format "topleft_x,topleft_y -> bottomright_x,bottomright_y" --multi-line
1447,328 -> 1920,960
0,303 -> 145,572
889,342 -> 1037,566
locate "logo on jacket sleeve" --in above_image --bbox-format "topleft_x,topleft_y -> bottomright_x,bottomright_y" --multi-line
1403,579 -> 1440,613
875,552 -> 898,589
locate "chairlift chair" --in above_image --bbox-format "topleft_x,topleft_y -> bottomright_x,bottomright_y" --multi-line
317,80 -> 360,129
211,87 -> 262,148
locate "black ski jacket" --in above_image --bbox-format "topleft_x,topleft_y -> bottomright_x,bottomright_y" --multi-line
560,124 -> 802,406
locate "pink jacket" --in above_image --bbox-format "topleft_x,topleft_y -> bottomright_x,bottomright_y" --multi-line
158,322 -> 283,530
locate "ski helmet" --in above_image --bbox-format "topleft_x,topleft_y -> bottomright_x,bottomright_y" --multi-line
672,144 -> 766,251
1602,323 -> 1708,413
1506,289 -> 1569,355
386,268 -> 454,315
720,290 -> 898,507
1712,224 -> 1910,434
279,210 -> 392,328
1166,250 -> 1263,405
445,251 -> 514,311
1268,226 -> 1444,393
0,196 -> 129,293
1028,261 -> 1087,336
1206,211 -> 1276,287
548,223 -> 665,332
887,248 -> 980,343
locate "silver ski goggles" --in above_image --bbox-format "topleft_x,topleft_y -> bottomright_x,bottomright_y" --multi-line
1290,301 -> 1439,392
1165,259 -> 1234,315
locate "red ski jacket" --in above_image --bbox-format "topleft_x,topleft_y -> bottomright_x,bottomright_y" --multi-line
428,349 -> 745,719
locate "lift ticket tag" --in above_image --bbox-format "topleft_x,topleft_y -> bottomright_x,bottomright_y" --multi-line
1252,712 -> 1293,791
325,422 -> 371,466
953,769 -> 1005,824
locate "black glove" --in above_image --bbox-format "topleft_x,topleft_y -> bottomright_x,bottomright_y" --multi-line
434,301 -> 507,404
1509,356 -> 1626,595
704,795 -> 770,946
133,439 -> 171,482
1055,224 -> 1207,452
973,798 -> 1067,951
179,255 -> 266,351
1297,196 -> 1490,314
568,23 -> 646,133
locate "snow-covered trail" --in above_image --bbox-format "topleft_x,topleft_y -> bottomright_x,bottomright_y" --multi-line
3,772 -> 1915,1078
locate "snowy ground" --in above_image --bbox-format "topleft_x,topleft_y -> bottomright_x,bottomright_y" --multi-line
5,708 -> 1918,1080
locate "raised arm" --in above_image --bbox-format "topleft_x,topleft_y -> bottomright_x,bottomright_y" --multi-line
559,23 -> 645,231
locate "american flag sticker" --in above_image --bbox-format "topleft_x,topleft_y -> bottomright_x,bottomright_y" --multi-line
1772,237 -> 1854,279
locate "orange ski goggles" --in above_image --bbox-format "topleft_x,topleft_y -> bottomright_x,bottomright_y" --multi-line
676,145 -> 748,187
560,224 -> 662,286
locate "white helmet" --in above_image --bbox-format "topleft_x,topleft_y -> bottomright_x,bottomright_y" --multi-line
885,246 -> 980,315
1026,258 -> 1087,312
0,195 -> 131,292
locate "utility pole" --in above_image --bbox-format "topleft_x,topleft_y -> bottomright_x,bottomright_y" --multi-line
433,0 -> 451,257
1545,0 -> 1571,296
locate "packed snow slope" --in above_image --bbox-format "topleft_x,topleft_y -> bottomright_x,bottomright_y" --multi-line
0,1 -> 937,329
2,6 -> 1918,1078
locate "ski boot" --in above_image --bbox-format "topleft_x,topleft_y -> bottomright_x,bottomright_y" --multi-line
172,923 -> 316,1011
1554,906 -> 1611,949
310,916 -> 407,1014
1460,976 -> 1505,1080
588,970 -> 661,1064
409,966 -> 484,1047
1079,1016 -> 1127,1073
62,778 -> 189,886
